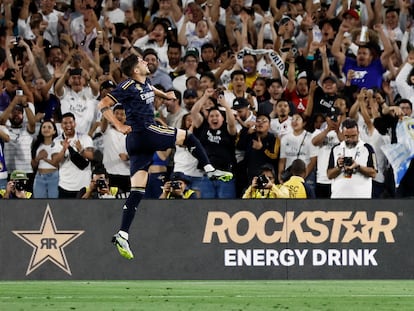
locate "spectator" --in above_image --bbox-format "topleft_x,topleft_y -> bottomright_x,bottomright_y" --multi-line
331,22 -> 393,90
197,42 -> 219,74
223,70 -> 257,110
283,159 -> 316,198
172,47 -> 200,96
159,171 -> 197,199
172,113 -> 206,197
304,77 -> 339,117
349,88 -> 390,198
191,88 -> 237,198
31,120 -> 60,198
269,99 -> 293,139
101,103 -> 130,194
133,18 -> 175,69
55,67 -> 99,134
0,68 -> 20,113
52,112 -> 95,198
77,165 -> 121,199
182,89 -> 199,112
164,89 -> 187,128
258,78 -> 286,116
143,48 -> 173,91
178,6 -> 219,54
0,91 -> 36,189
327,118 -> 377,198
278,113 -> 318,190
166,41 -> 184,78
311,106 -> 344,198
237,113 -> 280,190
242,164 -> 289,199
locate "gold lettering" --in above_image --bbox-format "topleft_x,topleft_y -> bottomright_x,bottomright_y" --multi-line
370,211 -> 397,242
256,211 -> 284,243
202,211 -> 230,243
228,211 -> 257,244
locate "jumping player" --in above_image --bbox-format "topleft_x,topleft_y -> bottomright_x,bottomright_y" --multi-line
97,54 -> 232,259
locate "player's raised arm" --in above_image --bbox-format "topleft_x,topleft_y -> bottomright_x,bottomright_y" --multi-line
98,96 -> 132,134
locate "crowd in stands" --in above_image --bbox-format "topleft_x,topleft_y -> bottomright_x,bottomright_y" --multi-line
0,0 -> 413,199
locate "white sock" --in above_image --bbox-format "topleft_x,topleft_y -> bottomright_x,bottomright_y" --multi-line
118,230 -> 129,240
204,164 -> 215,172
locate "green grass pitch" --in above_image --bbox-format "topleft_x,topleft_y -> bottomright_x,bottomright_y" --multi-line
1,280 -> 414,310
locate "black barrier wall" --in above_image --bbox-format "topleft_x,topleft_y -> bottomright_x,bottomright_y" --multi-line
0,200 -> 412,280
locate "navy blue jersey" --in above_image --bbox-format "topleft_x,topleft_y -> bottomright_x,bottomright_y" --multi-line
107,78 -> 155,131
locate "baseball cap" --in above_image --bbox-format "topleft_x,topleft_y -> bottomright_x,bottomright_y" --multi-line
343,9 -> 359,20
10,170 -> 29,180
322,75 -> 338,84
183,89 -> 198,99
232,97 -> 249,109
170,172 -> 191,184
183,47 -> 199,61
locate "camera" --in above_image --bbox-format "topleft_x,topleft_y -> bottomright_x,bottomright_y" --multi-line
171,181 -> 181,190
329,114 -> 338,122
96,178 -> 107,190
256,174 -> 269,189
16,90 -> 23,96
343,157 -> 353,167
14,180 -> 26,191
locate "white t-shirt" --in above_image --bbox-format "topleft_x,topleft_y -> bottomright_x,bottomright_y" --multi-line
53,132 -> 94,191
36,142 -> 61,170
312,125 -> 341,184
280,130 -> 318,168
59,87 -> 98,135
102,126 -> 130,176
270,116 -> 293,139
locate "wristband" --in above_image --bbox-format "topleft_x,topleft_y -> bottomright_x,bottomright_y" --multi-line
306,55 -> 315,61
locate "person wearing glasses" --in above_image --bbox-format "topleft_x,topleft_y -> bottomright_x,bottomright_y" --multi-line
98,54 -> 233,260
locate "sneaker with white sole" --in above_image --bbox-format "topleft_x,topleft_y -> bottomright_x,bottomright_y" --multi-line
112,233 -> 134,259
207,169 -> 233,182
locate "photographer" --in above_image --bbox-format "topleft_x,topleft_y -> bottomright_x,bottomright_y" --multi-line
0,170 -> 32,199
159,172 -> 197,199
327,118 -> 377,198
242,165 -> 289,199
77,166 -> 120,199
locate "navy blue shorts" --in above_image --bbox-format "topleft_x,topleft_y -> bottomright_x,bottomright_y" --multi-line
126,124 -> 176,175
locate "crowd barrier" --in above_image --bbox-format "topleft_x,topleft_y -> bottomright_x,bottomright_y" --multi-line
0,199 -> 412,280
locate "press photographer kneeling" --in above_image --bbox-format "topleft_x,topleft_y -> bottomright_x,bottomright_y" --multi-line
159,172 -> 197,199
0,170 -> 32,199
77,166 -> 120,199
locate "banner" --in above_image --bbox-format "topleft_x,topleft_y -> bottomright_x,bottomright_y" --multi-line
236,48 -> 285,77
1,199 -> 413,280
381,117 -> 414,187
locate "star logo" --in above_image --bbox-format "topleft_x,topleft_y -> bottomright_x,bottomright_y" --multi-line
12,204 -> 84,276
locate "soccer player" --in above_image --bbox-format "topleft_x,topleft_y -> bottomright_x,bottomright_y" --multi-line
97,54 -> 232,259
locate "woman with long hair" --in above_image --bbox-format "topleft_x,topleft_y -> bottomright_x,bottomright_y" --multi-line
31,120 -> 60,198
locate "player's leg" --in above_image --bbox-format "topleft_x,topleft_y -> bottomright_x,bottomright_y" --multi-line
175,129 -> 233,181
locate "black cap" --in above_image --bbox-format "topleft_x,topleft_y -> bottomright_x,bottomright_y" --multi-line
183,89 -> 197,99
183,47 -> 199,61
170,172 -> 191,184
232,97 -> 249,109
